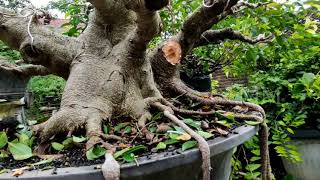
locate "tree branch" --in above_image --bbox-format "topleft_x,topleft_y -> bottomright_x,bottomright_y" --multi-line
125,0 -> 168,58
0,8 -> 83,79
0,59 -> 50,77
195,28 -> 273,47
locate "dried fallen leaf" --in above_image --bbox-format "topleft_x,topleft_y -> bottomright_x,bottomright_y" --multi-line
156,123 -> 171,133
118,143 -> 130,149
162,40 -> 182,65
216,128 -> 229,136
176,133 -> 191,141
12,167 -> 29,177
146,132 -> 155,141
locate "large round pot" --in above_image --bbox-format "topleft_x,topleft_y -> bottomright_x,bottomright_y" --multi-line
0,125 -> 257,180
281,129 -> 320,180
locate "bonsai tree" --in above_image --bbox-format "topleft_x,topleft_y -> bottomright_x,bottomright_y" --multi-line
0,0 -> 273,179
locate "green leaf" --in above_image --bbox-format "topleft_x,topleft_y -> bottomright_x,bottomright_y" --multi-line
51,142 -> 64,151
123,153 -> 135,163
0,132 -> 8,149
114,145 -> 146,159
62,138 -> 73,148
245,164 -> 261,171
8,142 -> 33,160
197,131 -> 213,139
286,128 -> 294,134
182,141 -> 197,151
86,145 -> 106,160
245,121 -> 261,126
0,151 -> 9,158
103,125 -> 110,134
164,139 -> 179,145
300,73 -> 315,86
114,123 -> 129,132
124,126 -> 132,134
183,119 -> 201,130
156,142 -> 167,150
72,136 -> 87,143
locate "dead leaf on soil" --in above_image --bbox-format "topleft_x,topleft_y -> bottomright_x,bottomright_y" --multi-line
12,166 -> 29,177
156,123 -> 171,133
176,133 -> 191,141
216,128 -> 229,136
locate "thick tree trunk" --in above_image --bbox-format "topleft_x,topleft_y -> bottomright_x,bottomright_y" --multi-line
0,1 -> 272,179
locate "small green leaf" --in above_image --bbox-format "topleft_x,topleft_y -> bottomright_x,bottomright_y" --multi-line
103,125 -> 110,134
0,132 -> 8,149
245,164 -> 261,171
114,145 -> 146,159
164,139 -> 179,145
86,145 -> 106,160
51,142 -> 64,151
245,121 -> 261,126
286,128 -> 294,134
124,126 -> 132,134
62,138 -> 73,149
72,136 -> 87,143
156,142 -> 167,150
114,123 -> 129,132
123,153 -> 135,163
0,151 -> 9,158
0,169 -> 8,174
182,141 -> 197,151
8,142 -> 33,160
197,131 -> 213,139
183,119 -> 201,130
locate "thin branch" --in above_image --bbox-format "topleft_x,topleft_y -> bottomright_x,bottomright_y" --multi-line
195,28 -> 274,47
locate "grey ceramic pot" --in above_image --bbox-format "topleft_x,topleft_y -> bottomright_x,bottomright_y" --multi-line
281,129 -> 320,180
0,125 -> 257,180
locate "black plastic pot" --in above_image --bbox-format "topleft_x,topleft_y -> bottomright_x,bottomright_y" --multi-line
180,72 -> 212,92
0,125 -> 257,180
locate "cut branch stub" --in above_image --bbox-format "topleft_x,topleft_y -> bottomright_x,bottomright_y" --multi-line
162,40 -> 182,65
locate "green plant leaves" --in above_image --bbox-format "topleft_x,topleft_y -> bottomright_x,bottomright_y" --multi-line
72,136 -> 87,143
51,142 -> 64,151
8,142 -> 32,160
0,132 -> 8,149
183,119 -> 201,130
156,142 -> 167,150
86,145 -> 106,160
114,145 -> 146,159
182,141 -> 197,151
197,131 -> 213,139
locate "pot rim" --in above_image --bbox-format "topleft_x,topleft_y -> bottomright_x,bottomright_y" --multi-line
0,125 -> 257,179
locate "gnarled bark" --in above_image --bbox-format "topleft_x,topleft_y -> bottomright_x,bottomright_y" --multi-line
0,1 -> 272,180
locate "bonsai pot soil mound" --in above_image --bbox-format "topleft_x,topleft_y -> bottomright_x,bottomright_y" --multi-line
0,125 -> 257,180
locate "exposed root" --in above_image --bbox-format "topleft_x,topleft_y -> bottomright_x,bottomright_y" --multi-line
102,153 -> 120,180
172,83 -> 266,118
259,123 -> 272,180
163,110 -> 211,180
171,83 -> 271,180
